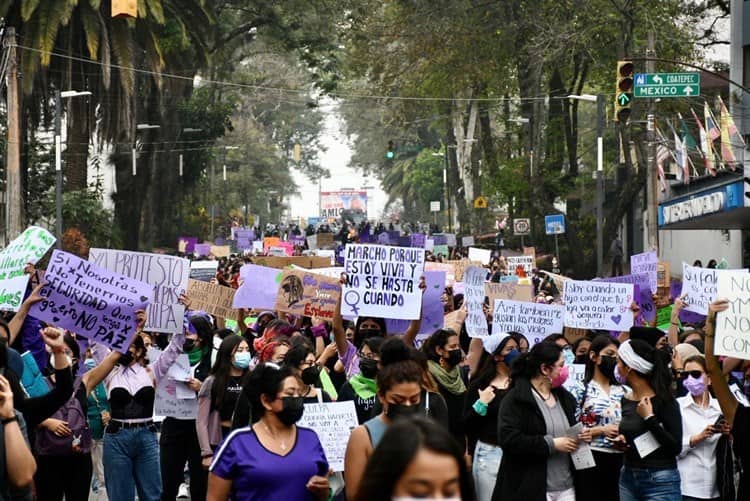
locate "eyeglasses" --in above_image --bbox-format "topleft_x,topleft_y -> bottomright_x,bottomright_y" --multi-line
357,351 -> 379,361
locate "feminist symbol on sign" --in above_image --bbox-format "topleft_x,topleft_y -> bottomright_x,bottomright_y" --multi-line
344,290 -> 361,315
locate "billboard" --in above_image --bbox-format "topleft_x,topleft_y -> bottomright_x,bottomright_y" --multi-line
320,191 -> 368,220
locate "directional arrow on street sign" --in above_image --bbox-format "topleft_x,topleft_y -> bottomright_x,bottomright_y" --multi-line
617,93 -> 632,106
633,72 -> 700,98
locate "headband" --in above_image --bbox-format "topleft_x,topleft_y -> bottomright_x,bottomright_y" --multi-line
619,340 -> 654,374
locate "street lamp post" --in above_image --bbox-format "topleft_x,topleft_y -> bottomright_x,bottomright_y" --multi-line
54,90 -> 91,248
212,146 -> 239,240
568,94 -> 604,277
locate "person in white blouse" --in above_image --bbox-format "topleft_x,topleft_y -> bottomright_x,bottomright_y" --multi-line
677,355 -> 731,501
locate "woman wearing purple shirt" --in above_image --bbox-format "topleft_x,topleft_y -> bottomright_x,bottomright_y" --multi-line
208,363 -> 330,501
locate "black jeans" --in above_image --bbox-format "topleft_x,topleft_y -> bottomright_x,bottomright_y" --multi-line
576,450 -> 623,501
35,453 -> 92,501
159,418 -> 207,501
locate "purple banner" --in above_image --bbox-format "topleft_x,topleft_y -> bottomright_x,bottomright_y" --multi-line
30,250 -> 152,353
386,271 -> 445,335
410,233 -> 426,248
633,285 -> 656,324
290,235 -> 306,247
670,280 -> 682,301
177,237 -> 197,254
388,231 -> 400,241
235,229 -> 256,241
432,235 -> 447,246
194,243 -> 211,257
397,236 -> 412,247
377,232 -> 390,245
236,238 -> 252,251
232,264 -> 281,309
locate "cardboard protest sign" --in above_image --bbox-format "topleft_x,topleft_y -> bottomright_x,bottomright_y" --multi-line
462,236 -> 475,247
89,249 -> 189,333
252,256 -> 332,270
714,271 -> 750,359
523,246 -> 537,260
342,244 -> 426,320
657,262 -> 670,288
187,279 -> 236,319
682,263 -> 748,315
386,271 -> 445,334
562,280 -> 634,331
433,245 -> 449,258
177,237 -> 197,254
485,281 -> 534,304
464,266 -> 489,338
30,250 -> 151,352
316,233 -> 335,249
506,255 -> 535,275
0,226 -> 56,311
232,264 -> 281,310
541,270 -> 570,295
468,247 -> 491,265
630,251 -> 658,293
448,260 -> 482,282
306,234 -> 319,250
492,299 -> 564,346
425,262 -> 456,286
297,401 -> 358,472
273,270 -> 341,320
189,260 -> 218,282
210,245 -> 231,258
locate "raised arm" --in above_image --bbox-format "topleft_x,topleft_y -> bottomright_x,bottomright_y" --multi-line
150,330 -> 186,385
0,376 -> 36,488
7,282 -> 44,345
667,295 -> 686,347
705,298 -> 738,426
403,277 -> 427,347
332,276 -> 348,356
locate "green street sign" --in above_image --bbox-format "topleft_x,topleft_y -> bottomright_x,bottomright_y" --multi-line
633,72 -> 700,98
617,92 -> 632,106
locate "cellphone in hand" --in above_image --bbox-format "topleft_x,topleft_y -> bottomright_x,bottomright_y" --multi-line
713,415 -> 726,433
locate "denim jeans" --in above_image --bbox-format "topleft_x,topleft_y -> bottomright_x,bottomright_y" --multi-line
103,425 -> 162,501
619,466 -> 681,501
473,441 -> 503,501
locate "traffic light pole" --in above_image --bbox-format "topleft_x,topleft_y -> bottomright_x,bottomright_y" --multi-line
646,32 -> 659,254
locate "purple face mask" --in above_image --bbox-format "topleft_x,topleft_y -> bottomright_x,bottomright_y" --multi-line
682,375 -> 707,397
614,364 -> 628,385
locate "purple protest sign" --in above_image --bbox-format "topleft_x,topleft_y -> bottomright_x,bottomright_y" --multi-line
177,237 -> 197,254
290,235 -> 306,247
194,243 -> 211,257
29,250 -> 152,353
397,236 -> 412,247
388,231 -> 400,242
377,233 -> 390,245
410,233 -> 426,248
632,285 -> 656,324
630,251 -> 658,293
432,235 -> 447,246
386,271 -> 445,335
232,264 -> 281,309
670,280 -> 683,300
679,309 -> 706,325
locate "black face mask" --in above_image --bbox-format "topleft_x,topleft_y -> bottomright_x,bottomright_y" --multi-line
575,355 -> 589,365
301,366 -> 320,386
386,402 -> 421,421
358,328 -> 381,340
118,351 -> 134,367
183,339 -> 196,352
598,355 -> 617,380
359,358 -> 379,379
277,396 -> 305,425
444,348 -> 462,367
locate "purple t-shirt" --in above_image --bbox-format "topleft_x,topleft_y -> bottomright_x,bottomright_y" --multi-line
210,426 -> 328,500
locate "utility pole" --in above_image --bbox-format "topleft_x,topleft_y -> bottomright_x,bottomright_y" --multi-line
55,92 -> 63,248
5,28 -> 23,240
646,31 -> 659,253
596,95 -> 604,277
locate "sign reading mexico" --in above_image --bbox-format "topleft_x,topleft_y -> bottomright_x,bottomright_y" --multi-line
714,271 -> 750,359
29,250 -> 152,352
320,191 -> 367,219
89,249 -> 189,333
343,244 -> 425,320
0,226 -> 56,311
563,280 -> 634,331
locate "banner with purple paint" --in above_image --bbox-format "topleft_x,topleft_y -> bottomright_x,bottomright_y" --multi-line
194,243 -> 211,257
410,233 -> 426,248
492,299 -> 564,346
562,280 -> 634,331
30,250 -> 151,352
377,233 -> 390,245
630,251 -> 658,293
342,244 -> 425,320
177,237 -> 197,254
232,264 -> 281,309
386,271 -> 445,334
88,249 -> 189,333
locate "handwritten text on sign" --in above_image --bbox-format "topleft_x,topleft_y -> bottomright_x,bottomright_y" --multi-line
715,271 -> 750,360
506,256 -> 535,276
89,249 -> 189,333
0,226 -> 56,311
681,263 -> 749,316
563,280 -> 634,331
274,270 -> 342,320
186,280 -> 236,319
297,401 -> 358,472
630,251 -> 658,293
343,244 -> 425,320
464,266 -> 489,338
30,250 -> 151,352
485,281 -> 534,304
492,299 -> 564,346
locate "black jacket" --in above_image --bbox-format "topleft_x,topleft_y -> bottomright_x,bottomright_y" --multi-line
492,377 -> 577,501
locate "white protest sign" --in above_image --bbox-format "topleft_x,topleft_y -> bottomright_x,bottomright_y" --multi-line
0,226 -> 56,311
297,401 -> 358,471
89,249 -> 190,333
342,244 -> 425,320
166,354 -> 192,382
154,377 -> 198,419
715,270 -> 750,359
425,238 -> 434,251
462,236 -> 475,247
468,247 -> 491,265
189,260 -> 218,282
464,266 -> 489,338
252,241 -> 263,253
506,255 -> 535,276
492,299 -> 564,346
306,234 -> 318,250
682,263 -> 748,316
563,280 -> 634,331
563,364 -> 587,393
630,251 -> 658,293
444,234 -> 457,247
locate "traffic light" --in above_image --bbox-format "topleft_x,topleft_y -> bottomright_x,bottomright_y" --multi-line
386,140 -> 395,160
615,60 -> 634,123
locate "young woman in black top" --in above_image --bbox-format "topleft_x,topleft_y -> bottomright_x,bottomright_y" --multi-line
615,339 -> 682,501
463,333 -> 519,501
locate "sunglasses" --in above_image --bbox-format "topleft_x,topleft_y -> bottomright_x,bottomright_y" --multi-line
674,370 -> 703,379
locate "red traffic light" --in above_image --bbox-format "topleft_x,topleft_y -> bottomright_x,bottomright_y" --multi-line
618,62 -> 634,77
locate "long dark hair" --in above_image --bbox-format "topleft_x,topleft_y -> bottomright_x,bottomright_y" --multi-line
421,329 -> 457,363
242,363 -> 297,421
510,340 -> 562,383
472,335 -> 516,390
354,417 -> 474,501
584,335 -> 619,384
628,339 -> 673,399
210,335 -> 246,411
353,317 -> 388,348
